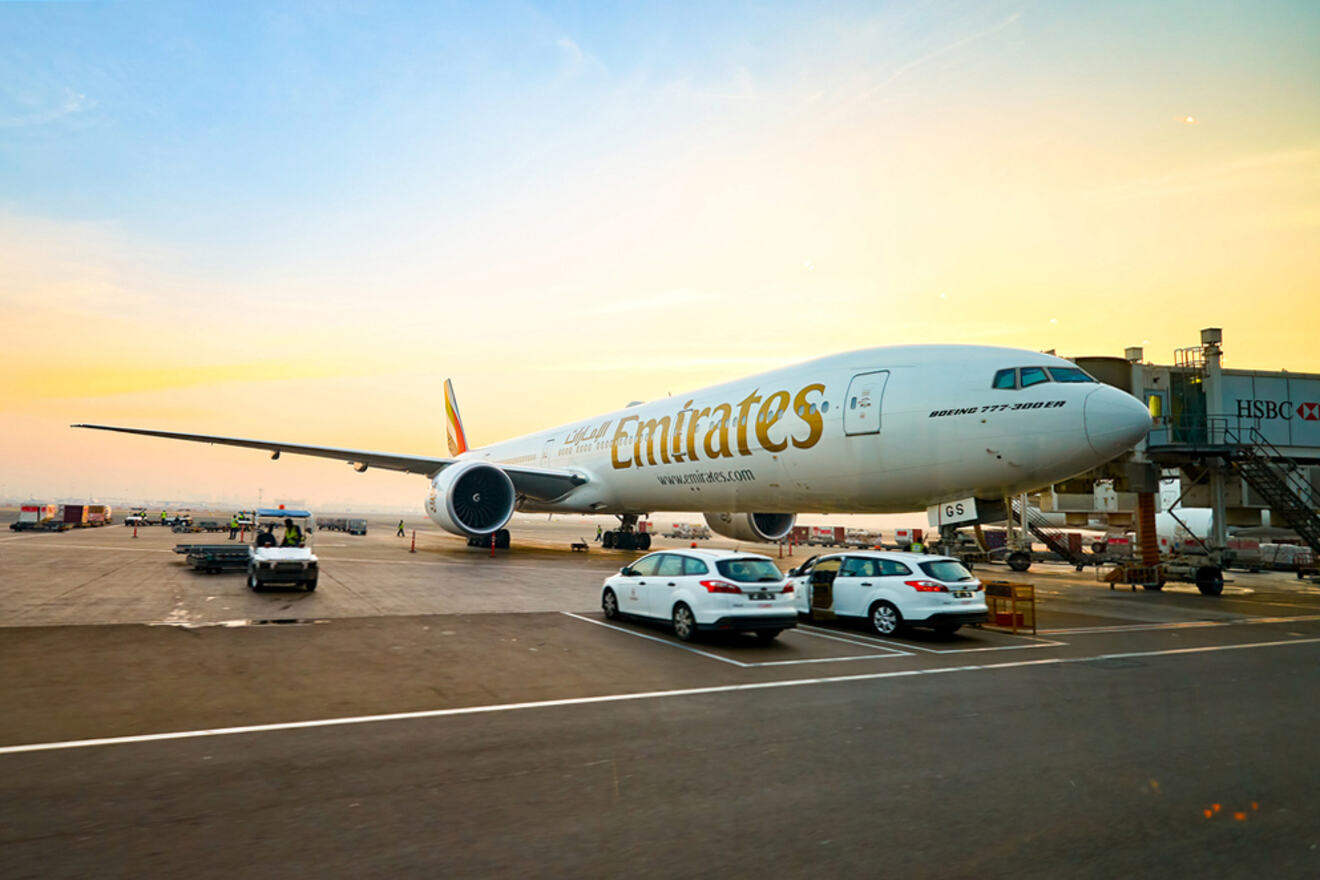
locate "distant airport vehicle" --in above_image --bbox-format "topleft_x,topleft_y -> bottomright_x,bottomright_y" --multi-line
662,523 -> 709,540
247,508 -> 318,591
788,551 -> 986,636
601,548 -> 797,642
74,346 -> 1152,550
10,502 -> 58,531
347,518 -> 368,535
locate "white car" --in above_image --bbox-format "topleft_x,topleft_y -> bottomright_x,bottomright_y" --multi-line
601,548 -> 797,642
788,551 -> 986,636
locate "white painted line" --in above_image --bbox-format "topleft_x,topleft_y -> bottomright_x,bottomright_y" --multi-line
0,542 -> 171,553
1039,613 -> 1320,635
4,636 -> 1318,756
788,627 -> 915,655
560,612 -> 751,667
795,624 -> 1066,654
746,654 -> 911,667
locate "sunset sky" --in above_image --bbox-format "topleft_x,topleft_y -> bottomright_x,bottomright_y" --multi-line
2,1 -> 1317,510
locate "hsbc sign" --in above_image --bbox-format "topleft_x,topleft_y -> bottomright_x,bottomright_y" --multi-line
1236,399 -> 1320,421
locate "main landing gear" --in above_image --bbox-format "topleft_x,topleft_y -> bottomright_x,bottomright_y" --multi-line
602,514 -> 651,551
466,529 -> 511,549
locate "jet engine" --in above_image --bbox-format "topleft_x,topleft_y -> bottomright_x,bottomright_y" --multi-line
703,512 -> 796,543
427,461 -> 516,538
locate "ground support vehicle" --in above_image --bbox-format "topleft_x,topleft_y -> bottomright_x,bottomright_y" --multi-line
10,503 -> 58,531
806,526 -> 846,547
247,508 -> 318,591
788,551 -> 987,636
347,518 -> 367,535
174,543 -> 253,574
601,548 -> 796,642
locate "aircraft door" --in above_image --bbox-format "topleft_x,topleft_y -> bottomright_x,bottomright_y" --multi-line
540,438 -> 557,465
843,371 -> 890,436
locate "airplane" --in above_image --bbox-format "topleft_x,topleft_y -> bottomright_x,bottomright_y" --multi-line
74,344 -> 1153,550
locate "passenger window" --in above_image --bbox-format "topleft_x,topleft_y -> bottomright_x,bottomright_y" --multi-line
682,556 -> 709,576
877,560 -> 912,576
841,558 -> 877,577
1048,367 -> 1096,383
629,555 -> 661,577
1020,366 -> 1050,387
656,555 -> 685,577
992,369 -> 1017,390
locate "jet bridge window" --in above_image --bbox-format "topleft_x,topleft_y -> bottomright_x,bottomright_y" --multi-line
992,369 -> 1018,390
1019,366 -> 1050,387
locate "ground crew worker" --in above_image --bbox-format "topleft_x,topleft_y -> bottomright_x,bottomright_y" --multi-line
595,524 -> 603,542
228,516 -> 239,540
160,510 -> 168,525
282,518 -> 303,547
397,519 -> 406,537
911,540 -> 925,553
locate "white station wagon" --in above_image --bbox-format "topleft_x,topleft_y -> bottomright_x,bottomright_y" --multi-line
602,548 -> 797,642
788,551 -> 986,636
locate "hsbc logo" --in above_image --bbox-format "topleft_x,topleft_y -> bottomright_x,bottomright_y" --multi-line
1237,399 -> 1320,421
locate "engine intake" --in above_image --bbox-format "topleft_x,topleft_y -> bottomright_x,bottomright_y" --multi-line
427,461 -> 516,538
703,512 -> 796,543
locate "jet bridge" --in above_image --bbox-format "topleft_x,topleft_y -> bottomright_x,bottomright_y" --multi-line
1049,328 -> 1320,594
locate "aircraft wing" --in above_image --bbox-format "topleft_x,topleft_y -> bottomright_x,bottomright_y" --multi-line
71,424 -> 587,502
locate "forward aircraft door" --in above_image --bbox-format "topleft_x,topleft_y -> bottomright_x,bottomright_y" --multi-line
843,371 -> 890,436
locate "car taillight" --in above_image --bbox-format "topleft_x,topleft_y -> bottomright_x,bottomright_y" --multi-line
782,583 -> 794,594
905,579 -> 948,592
972,582 -> 983,592
700,580 -> 742,594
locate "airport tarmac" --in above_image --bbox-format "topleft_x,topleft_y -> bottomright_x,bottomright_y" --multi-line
3,519 -> 1320,878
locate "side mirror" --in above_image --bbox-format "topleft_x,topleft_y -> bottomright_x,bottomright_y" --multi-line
787,567 -> 799,578
619,566 -> 632,576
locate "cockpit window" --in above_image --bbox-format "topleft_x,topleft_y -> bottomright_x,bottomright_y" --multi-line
1048,367 -> 1096,383
992,369 -> 1017,390
1020,366 -> 1050,387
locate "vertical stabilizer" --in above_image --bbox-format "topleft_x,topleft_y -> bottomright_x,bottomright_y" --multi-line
445,379 -> 468,456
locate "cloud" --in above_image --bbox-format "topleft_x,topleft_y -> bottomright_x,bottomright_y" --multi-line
0,87 -> 94,128
867,9 -> 1023,96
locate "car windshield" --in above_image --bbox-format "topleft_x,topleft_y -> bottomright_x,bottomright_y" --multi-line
918,559 -> 975,582
716,558 -> 783,583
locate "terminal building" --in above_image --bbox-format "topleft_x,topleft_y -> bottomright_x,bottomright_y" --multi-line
996,329 -> 1320,594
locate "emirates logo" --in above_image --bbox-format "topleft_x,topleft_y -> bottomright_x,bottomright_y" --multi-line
1299,402 -> 1320,422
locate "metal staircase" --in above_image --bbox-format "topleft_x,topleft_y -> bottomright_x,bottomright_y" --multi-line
1011,497 -> 1086,567
1231,428 -> 1320,557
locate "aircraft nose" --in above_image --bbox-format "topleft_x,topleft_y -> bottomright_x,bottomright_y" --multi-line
1083,386 -> 1153,459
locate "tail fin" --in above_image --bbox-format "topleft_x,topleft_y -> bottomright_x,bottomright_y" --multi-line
444,379 -> 469,456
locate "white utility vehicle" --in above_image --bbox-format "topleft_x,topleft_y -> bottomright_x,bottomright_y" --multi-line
247,508 -> 318,591
788,551 -> 986,636
601,548 -> 797,642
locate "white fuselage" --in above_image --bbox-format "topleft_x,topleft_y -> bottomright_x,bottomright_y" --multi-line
438,345 -> 1152,517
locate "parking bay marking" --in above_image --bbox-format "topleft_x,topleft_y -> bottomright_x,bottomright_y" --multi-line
5,637 -> 1320,757
1039,613 -> 1320,635
794,624 -> 1066,654
561,612 -> 911,667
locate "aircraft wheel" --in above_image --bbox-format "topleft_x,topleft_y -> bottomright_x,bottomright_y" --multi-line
1007,552 -> 1031,572
638,533 -> 652,551
1196,566 -> 1224,596
494,529 -> 511,549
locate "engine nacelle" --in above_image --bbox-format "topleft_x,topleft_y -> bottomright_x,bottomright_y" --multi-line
703,512 -> 796,543
426,461 -> 516,538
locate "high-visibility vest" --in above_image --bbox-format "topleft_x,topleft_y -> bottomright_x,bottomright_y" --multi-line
282,525 -> 303,546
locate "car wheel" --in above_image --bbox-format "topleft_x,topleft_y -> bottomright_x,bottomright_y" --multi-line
602,588 -> 620,620
305,577 -> 318,592
869,601 -> 902,636
754,629 -> 781,643
672,602 -> 696,642
247,573 -> 261,592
